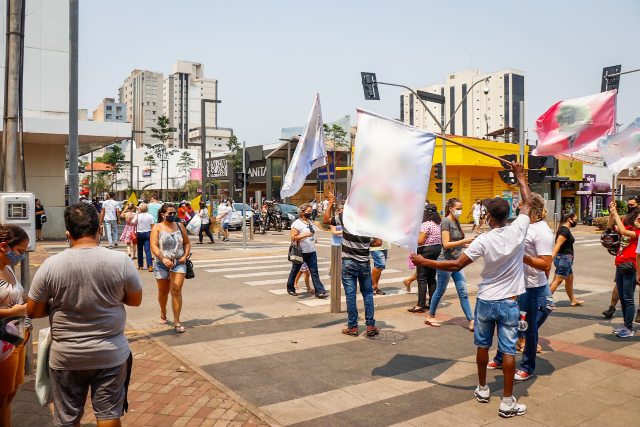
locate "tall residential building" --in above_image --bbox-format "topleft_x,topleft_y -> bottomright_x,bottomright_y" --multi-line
400,68 -> 525,142
93,98 -> 126,122
163,61 -> 221,149
118,70 -> 164,147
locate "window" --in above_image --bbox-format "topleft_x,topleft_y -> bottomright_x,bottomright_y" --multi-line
512,74 -> 524,142
106,105 -> 112,111
116,106 -> 122,112
409,94 -> 414,126
152,102 -> 156,106
504,74 -> 510,130
152,111 -> 157,115
449,86 -> 455,135
106,114 -> 112,119
440,87 -> 445,123
116,115 -> 122,120
461,83 -> 467,137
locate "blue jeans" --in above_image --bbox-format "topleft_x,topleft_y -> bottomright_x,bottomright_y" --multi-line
136,231 -> 152,268
474,298 -> 520,355
429,265 -> 473,321
286,251 -> 326,295
341,258 -> 375,328
616,267 -> 637,330
494,285 -> 552,374
104,220 -> 118,246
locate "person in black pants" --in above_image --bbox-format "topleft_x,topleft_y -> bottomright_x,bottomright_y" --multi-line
196,202 -> 215,244
409,204 -> 442,312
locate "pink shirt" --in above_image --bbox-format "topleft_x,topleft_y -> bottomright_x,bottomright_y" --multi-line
420,221 -> 442,246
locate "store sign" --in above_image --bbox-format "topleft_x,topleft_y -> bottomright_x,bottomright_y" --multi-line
142,169 -> 151,177
583,174 -> 596,183
558,159 -> 583,181
560,182 -> 575,190
247,161 -> 267,183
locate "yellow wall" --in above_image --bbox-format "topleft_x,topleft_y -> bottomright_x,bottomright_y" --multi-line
428,136 -> 527,219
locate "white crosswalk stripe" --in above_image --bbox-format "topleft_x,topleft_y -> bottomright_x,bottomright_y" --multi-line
247,275 -> 331,287
192,255 -> 288,264
221,268 -> 329,279
205,261 -> 330,273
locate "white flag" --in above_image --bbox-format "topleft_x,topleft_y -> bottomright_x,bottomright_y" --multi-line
343,109 -> 436,253
280,94 -> 327,199
598,117 -> 640,175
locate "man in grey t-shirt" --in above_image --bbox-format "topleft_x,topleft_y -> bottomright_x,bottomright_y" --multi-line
28,203 -> 142,427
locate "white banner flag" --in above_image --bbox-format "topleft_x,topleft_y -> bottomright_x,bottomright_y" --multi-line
280,94 -> 327,199
598,117 -> 640,176
343,109 -> 436,253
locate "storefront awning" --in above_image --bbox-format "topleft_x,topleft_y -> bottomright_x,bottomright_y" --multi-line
265,137 -> 300,159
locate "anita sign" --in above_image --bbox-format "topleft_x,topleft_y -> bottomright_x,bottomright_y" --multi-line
246,161 -> 267,183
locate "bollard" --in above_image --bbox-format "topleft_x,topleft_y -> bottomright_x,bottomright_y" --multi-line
250,213 -> 254,240
330,244 -> 342,313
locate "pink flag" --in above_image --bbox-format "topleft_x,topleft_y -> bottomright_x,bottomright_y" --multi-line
533,91 -> 616,155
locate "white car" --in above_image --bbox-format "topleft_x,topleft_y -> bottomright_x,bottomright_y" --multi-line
228,203 -> 253,230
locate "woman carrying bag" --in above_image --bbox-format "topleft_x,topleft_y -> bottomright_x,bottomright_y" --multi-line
196,201 -> 215,244
286,203 -> 327,298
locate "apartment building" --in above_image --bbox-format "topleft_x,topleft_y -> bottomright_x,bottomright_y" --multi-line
93,98 -> 126,122
400,68 -> 525,142
118,69 -> 163,147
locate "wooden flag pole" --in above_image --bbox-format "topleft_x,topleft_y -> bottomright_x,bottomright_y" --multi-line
439,134 -> 513,165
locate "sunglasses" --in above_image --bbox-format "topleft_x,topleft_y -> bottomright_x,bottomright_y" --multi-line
165,212 -> 176,217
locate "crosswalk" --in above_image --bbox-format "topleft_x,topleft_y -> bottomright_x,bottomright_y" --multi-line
573,237 -> 603,248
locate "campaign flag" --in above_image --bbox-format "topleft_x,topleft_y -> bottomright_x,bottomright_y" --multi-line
343,109 -> 436,253
126,192 -> 138,206
598,117 -> 640,175
280,94 -> 327,199
533,91 -> 616,156
190,194 -> 201,209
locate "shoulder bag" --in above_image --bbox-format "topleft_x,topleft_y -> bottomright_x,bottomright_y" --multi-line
40,214 -> 47,224
185,252 -> 195,279
36,327 -> 53,406
288,242 -> 303,264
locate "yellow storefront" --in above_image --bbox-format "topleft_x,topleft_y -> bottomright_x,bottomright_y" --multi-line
426,136 -> 528,220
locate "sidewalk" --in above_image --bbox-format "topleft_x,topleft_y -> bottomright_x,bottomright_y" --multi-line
12,332 -> 270,427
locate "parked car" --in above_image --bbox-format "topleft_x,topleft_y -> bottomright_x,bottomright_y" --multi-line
229,203 -> 253,230
278,204 -> 299,230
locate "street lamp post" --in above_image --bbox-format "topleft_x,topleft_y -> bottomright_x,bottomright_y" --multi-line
360,73 -> 493,213
192,99 -> 222,204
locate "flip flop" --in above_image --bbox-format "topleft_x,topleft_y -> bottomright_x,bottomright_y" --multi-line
159,316 -> 167,325
175,325 -> 185,333
424,319 -> 441,327
373,288 -> 386,295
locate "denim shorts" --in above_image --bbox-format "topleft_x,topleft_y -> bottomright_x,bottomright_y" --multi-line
554,254 -> 574,277
222,222 -> 229,230
474,298 -> 520,355
370,250 -> 388,270
154,259 -> 187,279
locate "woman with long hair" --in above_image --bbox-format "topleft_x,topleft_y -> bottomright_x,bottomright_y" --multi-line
408,204 -> 442,313
286,203 -> 327,298
0,225 -> 30,426
35,199 -> 45,241
119,202 -> 137,259
550,211 -> 584,306
132,203 -> 155,271
196,201 -> 215,244
150,203 -> 191,333
424,198 -> 475,329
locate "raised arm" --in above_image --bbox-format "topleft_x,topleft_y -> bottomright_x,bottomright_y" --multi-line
512,162 -> 532,217
609,201 -> 637,238
322,192 -> 335,225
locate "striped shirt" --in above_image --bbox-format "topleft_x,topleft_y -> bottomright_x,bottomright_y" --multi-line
331,213 -> 371,262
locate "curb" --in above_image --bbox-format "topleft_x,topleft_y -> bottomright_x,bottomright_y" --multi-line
126,318 -> 282,427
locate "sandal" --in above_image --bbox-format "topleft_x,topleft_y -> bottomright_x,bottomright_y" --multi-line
315,293 -> 328,299
175,325 -> 185,333
424,318 -> 442,327
373,288 -> 386,295
159,316 -> 168,325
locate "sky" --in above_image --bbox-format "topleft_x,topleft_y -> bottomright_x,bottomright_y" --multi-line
79,0 -> 640,148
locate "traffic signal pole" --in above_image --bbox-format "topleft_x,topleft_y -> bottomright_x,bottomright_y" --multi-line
242,140 -> 247,250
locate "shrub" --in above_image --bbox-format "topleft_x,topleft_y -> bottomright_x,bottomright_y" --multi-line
593,216 -> 609,230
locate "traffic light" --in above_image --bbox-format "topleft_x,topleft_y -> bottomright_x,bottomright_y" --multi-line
528,170 -> 547,184
434,163 -> 443,180
498,154 -> 517,185
528,154 -> 550,184
235,172 -> 245,188
361,72 -> 380,100
435,182 -> 453,194
601,65 -> 621,92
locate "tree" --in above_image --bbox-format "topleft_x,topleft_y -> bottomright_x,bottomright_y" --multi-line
96,144 -> 126,176
177,151 -> 195,179
146,115 -> 177,200
89,172 -> 111,196
225,135 -> 242,169
323,124 -> 349,148
143,155 -> 158,175
182,179 -> 202,200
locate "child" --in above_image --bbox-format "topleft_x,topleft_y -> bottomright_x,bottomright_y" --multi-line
411,162 -> 532,418
294,262 -> 313,293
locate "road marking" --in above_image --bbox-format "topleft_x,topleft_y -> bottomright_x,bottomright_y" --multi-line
300,287 -> 411,306
221,268 -> 329,278
194,258 -> 292,268
204,261 -> 330,273
192,254 -> 289,263
245,275 -> 331,286
580,243 -> 604,247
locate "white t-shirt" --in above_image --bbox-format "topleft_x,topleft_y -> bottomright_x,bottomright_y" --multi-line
322,200 -> 329,211
524,220 -> 554,288
472,203 -> 485,217
312,201 -> 318,210
292,219 -> 316,253
464,214 -> 530,300
102,199 -> 119,221
132,213 -> 154,233
218,205 -> 232,223
199,209 -> 210,225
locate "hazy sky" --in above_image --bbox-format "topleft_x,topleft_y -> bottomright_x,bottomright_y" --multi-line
80,1 -> 640,147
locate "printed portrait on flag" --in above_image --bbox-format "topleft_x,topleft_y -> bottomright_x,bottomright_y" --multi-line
343,109 -> 436,253
598,117 -> 640,175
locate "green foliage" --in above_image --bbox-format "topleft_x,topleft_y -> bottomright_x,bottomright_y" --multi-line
98,145 -> 126,175
323,124 -> 349,148
593,216 -> 609,230
616,200 -> 628,216
143,155 -> 158,174
182,179 -> 202,200
555,104 -> 592,127
89,172 -> 111,196
225,135 -> 242,169
177,151 -> 196,178
149,115 -> 173,146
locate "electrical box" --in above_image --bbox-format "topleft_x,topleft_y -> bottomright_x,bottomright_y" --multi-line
0,192 -> 35,251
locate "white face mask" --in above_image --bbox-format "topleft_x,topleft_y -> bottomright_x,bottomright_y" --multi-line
453,209 -> 462,219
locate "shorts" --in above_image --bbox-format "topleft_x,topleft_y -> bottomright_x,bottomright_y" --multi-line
222,222 -> 229,230
300,262 -> 309,272
50,353 -> 132,427
154,259 -> 187,279
370,250 -> 388,270
473,214 -> 480,225
473,298 -> 520,355
0,329 -> 29,394
554,254 -> 574,277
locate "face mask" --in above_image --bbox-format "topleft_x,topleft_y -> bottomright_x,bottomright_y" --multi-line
4,249 -> 24,266
453,209 -> 462,219
569,220 -> 577,228
304,213 -> 312,219
164,214 -> 176,223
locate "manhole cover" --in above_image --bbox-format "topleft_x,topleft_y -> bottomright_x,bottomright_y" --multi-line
368,331 -> 408,341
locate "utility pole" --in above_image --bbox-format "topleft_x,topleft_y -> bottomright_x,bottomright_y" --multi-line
519,101 -> 525,164
242,140 -> 247,250
68,0 -> 79,204
131,78 -> 136,190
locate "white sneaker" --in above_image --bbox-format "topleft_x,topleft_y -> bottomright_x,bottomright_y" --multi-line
474,385 -> 490,403
499,396 -> 527,418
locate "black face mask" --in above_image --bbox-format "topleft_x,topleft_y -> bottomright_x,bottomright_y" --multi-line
304,213 -> 312,219
569,220 -> 577,228
165,214 -> 176,223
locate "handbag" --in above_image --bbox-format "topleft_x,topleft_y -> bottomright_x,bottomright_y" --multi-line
288,242 -> 303,264
618,262 -> 636,275
185,253 -> 195,279
40,214 -> 47,224
36,327 -> 53,406
407,254 -> 416,269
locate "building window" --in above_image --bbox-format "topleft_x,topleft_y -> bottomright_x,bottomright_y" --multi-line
106,114 -> 112,119
400,94 -> 405,121
106,105 -> 112,111
449,86 -> 455,135
152,111 -> 157,115
504,74 -> 510,131
440,87 -> 445,124
116,106 -> 122,112
409,94 -> 414,126
461,83 -> 467,137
